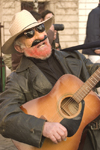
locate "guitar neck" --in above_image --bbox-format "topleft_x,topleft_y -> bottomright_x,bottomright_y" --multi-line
73,67 -> 100,103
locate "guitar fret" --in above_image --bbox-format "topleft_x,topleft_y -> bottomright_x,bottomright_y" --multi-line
72,67 -> 100,103
86,81 -> 93,89
80,88 -> 88,95
86,81 -> 94,91
88,73 -> 100,84
74,95 -> 81,102
90,77 -> 98,84
96,69 -> 100,75
75,84 -> 94,103
93,74 -> 100,81
73,88 -> 86,103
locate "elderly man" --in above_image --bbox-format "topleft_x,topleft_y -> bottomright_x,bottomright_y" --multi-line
0,10 -> 100,150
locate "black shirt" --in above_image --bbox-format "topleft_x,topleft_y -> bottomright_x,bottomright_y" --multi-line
29,50 -> 64,86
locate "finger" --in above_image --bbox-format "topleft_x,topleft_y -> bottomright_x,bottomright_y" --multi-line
53,132 -> 62,143
59,124 -> 68,137
50,135 -> 58,144
57,128 -> 67,141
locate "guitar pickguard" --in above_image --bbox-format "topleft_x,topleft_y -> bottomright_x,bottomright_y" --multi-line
60,100 -> 85,137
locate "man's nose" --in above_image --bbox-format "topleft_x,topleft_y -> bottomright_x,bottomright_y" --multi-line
34,30 -> 47,40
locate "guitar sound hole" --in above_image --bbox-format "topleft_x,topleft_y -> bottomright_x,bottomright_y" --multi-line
61,97 -> 79,116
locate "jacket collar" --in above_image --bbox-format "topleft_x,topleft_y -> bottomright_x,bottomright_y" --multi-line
54,50 -> 82,77
16,55 -> 34,73
16,50 -> 82,77
16,50 -> 71,72
15,50 -> 82,96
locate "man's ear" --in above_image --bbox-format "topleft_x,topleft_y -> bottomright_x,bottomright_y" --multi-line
14,45 -> 24,53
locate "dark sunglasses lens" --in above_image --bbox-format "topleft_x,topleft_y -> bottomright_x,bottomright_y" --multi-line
25,30 -> 35,38
36,24 -> 45,32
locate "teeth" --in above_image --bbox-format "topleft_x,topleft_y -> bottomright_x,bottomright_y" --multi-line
40,44 -> 44,48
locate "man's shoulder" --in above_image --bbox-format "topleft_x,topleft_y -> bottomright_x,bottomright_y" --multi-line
89,5 -> 100,15
6,70 -> 29,88
7,71 -> 21,80
54,49 -> 82,58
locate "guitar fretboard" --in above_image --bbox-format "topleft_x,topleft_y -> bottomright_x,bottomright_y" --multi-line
73,67 -> 100,103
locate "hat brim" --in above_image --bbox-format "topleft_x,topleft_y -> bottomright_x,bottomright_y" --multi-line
2,16 -> 53,54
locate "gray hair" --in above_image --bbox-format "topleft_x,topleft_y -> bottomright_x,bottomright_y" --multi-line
14,38 -> 26,49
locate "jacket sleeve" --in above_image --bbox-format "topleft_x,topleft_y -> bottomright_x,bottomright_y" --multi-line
0,72 -> 46,148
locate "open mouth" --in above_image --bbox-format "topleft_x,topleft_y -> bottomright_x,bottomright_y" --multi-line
37,41 -> 46,48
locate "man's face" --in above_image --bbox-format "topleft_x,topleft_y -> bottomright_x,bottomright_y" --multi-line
15,24 -> 52,60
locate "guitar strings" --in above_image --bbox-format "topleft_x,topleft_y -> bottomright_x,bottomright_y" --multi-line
42,97 -> 79,123
47,69 -> 100,122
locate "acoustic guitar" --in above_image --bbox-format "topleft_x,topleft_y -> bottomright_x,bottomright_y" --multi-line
13,67 -> 100,150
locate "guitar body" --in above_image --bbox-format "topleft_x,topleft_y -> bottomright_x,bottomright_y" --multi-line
13,74 -> 100,150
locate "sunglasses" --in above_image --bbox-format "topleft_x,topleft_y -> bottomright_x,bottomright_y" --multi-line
24,24 -> 45,38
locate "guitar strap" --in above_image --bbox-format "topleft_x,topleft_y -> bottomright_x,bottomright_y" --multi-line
90,115 -> 100,130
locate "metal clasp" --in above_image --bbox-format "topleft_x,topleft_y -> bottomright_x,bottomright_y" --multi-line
91,120 -> 100,130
